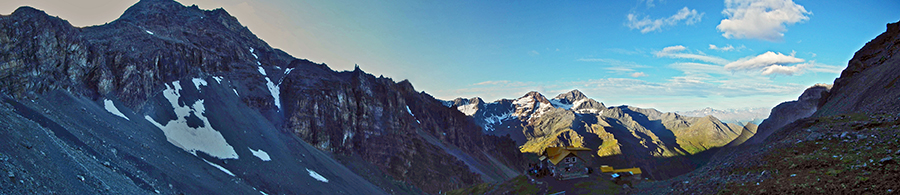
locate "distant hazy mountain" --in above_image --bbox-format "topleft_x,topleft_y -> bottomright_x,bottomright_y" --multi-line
446,89 -> 754,179
677,107 -> 770,125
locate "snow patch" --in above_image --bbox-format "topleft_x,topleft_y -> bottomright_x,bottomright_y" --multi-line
103,99 -> 129,120
257,66 -> 267,76
571,99 -> 587,109
481,112 -> 512,131
249,47 -> 258,59
342,130 -> 354,145
406,105 -> 421,123
249,147 -> 271,161
457,103 -> 478,116
513,97 -> 534,106
232,89 -> 240,97
202,158 -> 235,176
191,78 -> 208,90
532,102 -> 553,118
306,168 -> 329,183
212,76 -> 223,84
440,100 -> 453,107
265,78 -> 281,110
284,68 -> 294,76
145,81 -> 239,159
145,30 -> 154,35
548,99 -> 573,110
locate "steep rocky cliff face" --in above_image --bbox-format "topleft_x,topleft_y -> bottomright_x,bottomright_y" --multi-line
747,84 -> 831,144
449,90 -> 750,179
0,0 -> 523,194
816,21 -> 900,116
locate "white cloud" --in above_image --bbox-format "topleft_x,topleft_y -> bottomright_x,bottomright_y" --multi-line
724,51 -> 805,72
717,0 -> 812,41
529,50 -> 540,56
631,72 -> 648,77
627,7 -> 704,33
655,45 -> 730,65
760,63 -> 810,75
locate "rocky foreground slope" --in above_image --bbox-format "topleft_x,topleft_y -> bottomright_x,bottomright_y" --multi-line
448,90 -> 756,179
0,0 -> 524,194
631,20 -> 900,194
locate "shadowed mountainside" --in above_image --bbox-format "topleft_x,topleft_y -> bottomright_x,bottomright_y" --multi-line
0,0 -> 525,194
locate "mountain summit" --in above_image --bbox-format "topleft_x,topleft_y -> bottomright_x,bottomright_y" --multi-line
0,1 -> 524,194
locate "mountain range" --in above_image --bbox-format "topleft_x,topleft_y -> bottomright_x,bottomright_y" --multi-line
0,1 -> 523,194
677,107 -> 770,125
447,89 -> 757,179
3,0 -> 897,194
449,20 -> 900,195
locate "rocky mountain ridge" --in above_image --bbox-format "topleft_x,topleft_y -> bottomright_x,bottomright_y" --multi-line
448,89 -> 755,179
0,0 -> 523,194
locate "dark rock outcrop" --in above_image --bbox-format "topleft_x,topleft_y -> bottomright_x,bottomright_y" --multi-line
747,84 -> 832,144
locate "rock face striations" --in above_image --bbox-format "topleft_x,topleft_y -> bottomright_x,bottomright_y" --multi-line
747,84 -> 831,144
0,0 -> 523,194
817,21 -> 900,116
448,89 -> 752,179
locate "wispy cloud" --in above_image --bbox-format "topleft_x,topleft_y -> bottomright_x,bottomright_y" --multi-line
641,0 -> 664,7
805,62 -> 844,73
669,62 -> 727,75
605,48 -> 644,55
631,72 -> 648,77
473,80 -> 531,87
606,67 -> 637,72
655,45 -> 730,65
717,0 -> 812,41
577,58 -> 648,68
708,44 -> 746,52
474,80 -> 510,86
529,50 -> 540,56
657,45 -> 687,55
627,7 -> 703,33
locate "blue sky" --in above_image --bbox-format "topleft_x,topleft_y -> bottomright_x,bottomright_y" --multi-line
5,0 -> 898,112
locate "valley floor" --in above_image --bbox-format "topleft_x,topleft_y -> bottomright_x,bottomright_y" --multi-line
447,171 -> 624,195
